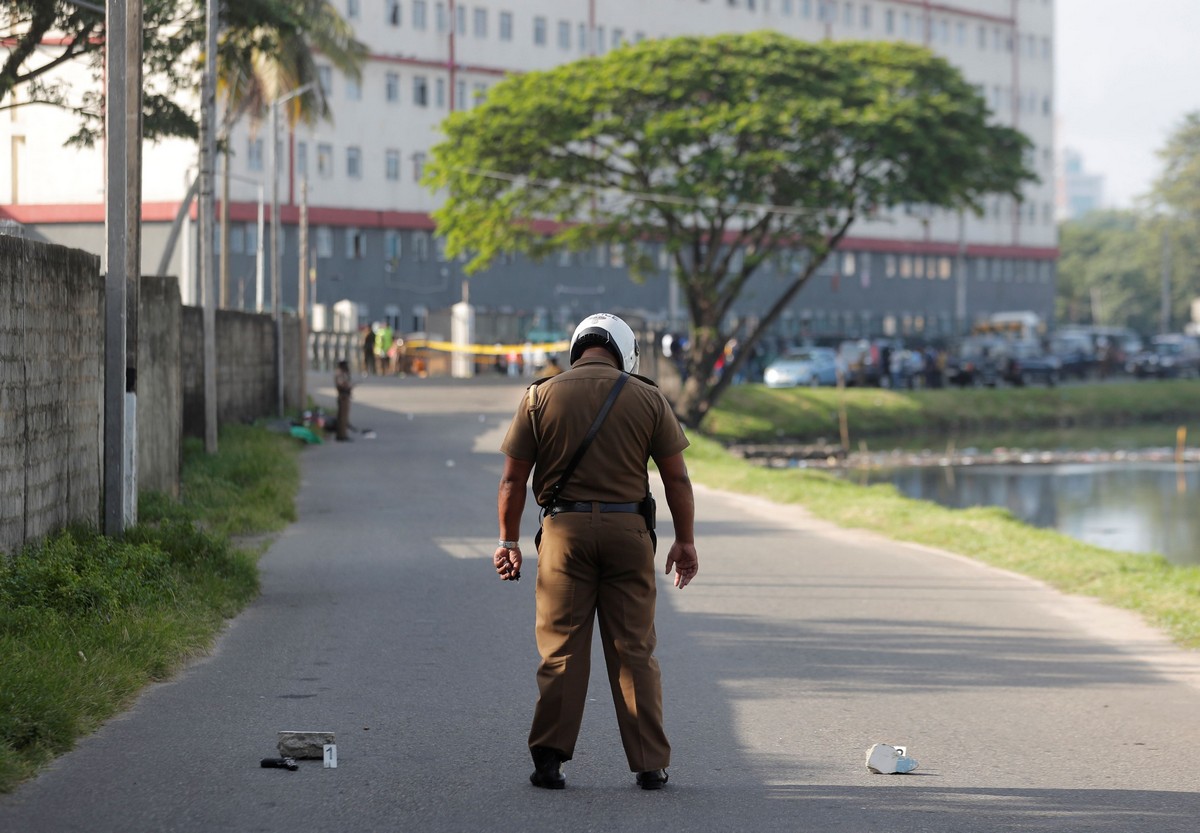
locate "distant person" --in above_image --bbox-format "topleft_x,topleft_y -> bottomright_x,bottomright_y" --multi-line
362,325 -> 376,376
334,360 -> 353,442
375,323 -> 394,376
537,355 -> 563,378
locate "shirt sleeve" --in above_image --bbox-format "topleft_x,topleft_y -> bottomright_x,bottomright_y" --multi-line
648,390 -> 689,460
500,389 -> 538,462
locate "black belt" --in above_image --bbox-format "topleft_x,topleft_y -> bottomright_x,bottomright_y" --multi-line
549,501 -> 640,514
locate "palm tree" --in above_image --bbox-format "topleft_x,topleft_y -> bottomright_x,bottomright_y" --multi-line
216,0 -> 366,306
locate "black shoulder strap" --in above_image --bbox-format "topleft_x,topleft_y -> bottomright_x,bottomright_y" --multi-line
545,372 -> 629,507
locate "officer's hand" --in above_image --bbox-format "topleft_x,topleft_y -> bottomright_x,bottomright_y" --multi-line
665,542 -> 698,589
494,546 -> 523,582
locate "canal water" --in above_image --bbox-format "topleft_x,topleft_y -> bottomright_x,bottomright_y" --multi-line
857,461 -> 1200,566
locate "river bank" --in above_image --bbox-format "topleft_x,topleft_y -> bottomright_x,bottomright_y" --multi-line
701,379 -> 1200,445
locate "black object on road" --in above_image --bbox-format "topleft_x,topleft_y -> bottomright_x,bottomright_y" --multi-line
260,757 -> 299,771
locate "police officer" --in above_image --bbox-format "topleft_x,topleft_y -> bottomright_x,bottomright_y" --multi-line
494,313 -> 699,791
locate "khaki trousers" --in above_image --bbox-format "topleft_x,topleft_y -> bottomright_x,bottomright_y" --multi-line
528,508 -> 670,772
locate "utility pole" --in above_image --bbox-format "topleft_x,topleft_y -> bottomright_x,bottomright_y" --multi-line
199,0 -> 219,453
1160,225 -> 1172,334
104,0 -> 143,534
269,83 -> 316,418
298,177 -> 309,410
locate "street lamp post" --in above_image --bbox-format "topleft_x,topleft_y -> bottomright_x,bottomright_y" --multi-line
217,170 -> 265,311
268,82 -> 316,417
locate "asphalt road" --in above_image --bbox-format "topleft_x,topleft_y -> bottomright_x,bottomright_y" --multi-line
3,374 -> 1200,832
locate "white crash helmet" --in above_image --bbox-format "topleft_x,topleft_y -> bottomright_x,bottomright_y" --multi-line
569,313 -> 640,374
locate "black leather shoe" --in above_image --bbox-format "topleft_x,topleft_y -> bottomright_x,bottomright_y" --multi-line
636,769 -> 668,790
529,746 -> 566,790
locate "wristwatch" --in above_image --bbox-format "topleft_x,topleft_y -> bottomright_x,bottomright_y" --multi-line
498,539 -> 520,549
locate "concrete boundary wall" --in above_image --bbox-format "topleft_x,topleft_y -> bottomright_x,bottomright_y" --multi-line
0,237 -> 103,554
181,308 -> 302,439
137,275 -> 182,497
1,236 -> 302,554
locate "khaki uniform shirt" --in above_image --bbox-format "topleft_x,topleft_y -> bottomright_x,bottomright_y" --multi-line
501,358 -> 689,506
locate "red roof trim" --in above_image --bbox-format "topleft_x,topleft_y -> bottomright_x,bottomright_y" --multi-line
2,202 -> 1057,259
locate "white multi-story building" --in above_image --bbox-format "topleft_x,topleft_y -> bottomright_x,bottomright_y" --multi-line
0,0 -> 1057,341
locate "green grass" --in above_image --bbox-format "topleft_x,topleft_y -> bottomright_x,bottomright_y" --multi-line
0,425 -> 300,793
702,380 -> 1200,445
686,391 -> 1200,652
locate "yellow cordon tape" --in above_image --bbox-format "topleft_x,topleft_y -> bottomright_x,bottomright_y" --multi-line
404,339 -> 570,356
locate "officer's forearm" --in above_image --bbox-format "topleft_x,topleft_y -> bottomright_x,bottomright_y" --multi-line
497,479 -> 527,541
661,474 -> 695,544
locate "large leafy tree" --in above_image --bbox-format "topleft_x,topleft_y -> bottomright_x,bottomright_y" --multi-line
1057,112 -> 1200,335
0,0 -> 363,146
426,33 -> 1036,427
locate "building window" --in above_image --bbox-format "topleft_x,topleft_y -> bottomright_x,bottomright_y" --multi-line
413,75 -> 428,106
939,257 -> 952,280
900,256 -> 912,278
384,230 -> 402,270
595,25 -> 605,53
230,224 -> 245,255
558,20 -> 571,49
412,0 -> 427,29
801,0 -> 812,17
500,11 -> 513,41
435,1 -> 446,31
317,143 -> 333,178
346,146 -> 362,178
843,3 -> 853,28
884,8 -> 893,33
885,254 -> 896,278
455,79 -> 466,109
455,3 -> 466,34
782,0 -> 793,13
860,3 -> 871,29
533,16 -> 547,45
474,7 -> 487,36
317,65 -> 332,96
346,0 -> 360,19
296,141 -> 307,177
978,25 -> 987,49
247,138 -> 264,171
386,72 -> 400,102
316,226 -> 333,258
386,149 -> 401,181
346,76 -> 361,101
413,231 -> 430,261
473,82 -> 487,105
346,227 -> 366,259
612,28 -> 624,47
435,77 -> 446,108
578,22 -> 588,51
412,152 -> 426,181
386,0 -> 400,27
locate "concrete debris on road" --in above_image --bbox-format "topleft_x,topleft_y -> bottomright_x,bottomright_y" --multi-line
277,731 -> 335,759
866,743 -> 919,774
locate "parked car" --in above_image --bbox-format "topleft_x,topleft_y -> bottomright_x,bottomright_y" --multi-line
946,336 -> 1005,387
763,347 -> 839,388
1127,334 -> 1200,379
1048,331 -> 1096,380
994,339 -> 1062,387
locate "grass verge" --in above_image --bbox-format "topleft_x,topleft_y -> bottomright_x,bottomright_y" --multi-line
684,433 -> 1200,650
0,424 -> 300,793
702,380 -> 1200,444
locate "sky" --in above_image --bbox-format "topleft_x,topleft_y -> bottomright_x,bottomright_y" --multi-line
1056,0 -> 1200,209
